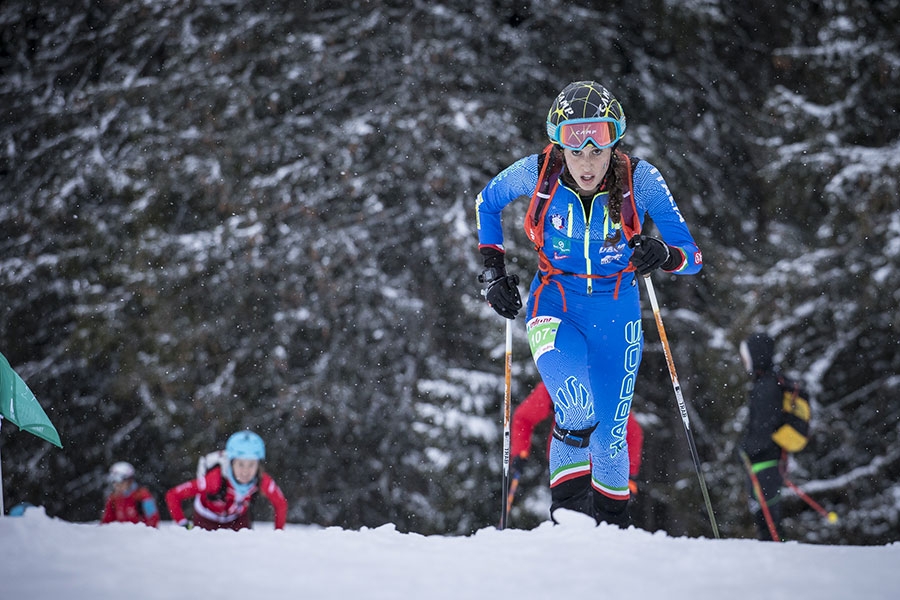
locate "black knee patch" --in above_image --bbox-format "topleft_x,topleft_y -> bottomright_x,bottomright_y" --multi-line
550,475 -> 592,521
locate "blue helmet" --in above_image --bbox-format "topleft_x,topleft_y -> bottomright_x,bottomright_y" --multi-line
225,430 -> 266,461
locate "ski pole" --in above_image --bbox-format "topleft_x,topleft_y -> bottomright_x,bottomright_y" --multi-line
504,470 -> 521,523
740,450 -> 781,541
642,274 -> 720,538
499,318 -> 513,530
783,477 -> 838,523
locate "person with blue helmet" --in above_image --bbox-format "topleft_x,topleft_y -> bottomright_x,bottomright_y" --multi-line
165,430 -> 288,530
475,80 -> 702,527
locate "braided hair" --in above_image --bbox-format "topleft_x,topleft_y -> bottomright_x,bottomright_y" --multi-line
606,148 -> 628,226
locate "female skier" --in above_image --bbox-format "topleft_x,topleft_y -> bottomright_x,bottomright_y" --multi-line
475,80 -> 702,526
165,430 -> 288,530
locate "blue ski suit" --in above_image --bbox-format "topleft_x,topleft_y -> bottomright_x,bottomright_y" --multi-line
476,151 -> 702,521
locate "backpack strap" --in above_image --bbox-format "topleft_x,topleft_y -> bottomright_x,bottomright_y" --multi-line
197,450 -> 229,497
523,143 -> 563,250
619,153 -> 641,240
209,466 -> 230,501
524,147 -> 641,247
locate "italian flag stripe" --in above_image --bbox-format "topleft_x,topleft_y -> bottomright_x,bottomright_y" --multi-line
549,461 -> 590,486
592,477 -> 630,499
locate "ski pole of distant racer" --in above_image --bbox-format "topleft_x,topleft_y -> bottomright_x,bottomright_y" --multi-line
499,318 -> 513,530
784,477 -> 838,523
642,274 -> 720,538
740,450 -> 781,541
504,470 -> 521,519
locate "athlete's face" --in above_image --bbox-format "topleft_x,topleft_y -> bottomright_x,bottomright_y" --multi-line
563,144 -> 612,194
112,480 -> 131,495
232,458 -> 260,484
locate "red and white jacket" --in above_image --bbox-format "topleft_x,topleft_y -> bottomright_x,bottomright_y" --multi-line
165,465 -> 288,529
101,484 -> 160,527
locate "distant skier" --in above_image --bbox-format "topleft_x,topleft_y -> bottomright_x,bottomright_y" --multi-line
165,430 -> 288,531
739,332 -> 788,541
475,80 -> 702,526
101,461 -> 160,527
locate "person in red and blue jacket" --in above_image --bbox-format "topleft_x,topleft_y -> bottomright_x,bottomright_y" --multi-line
476,81 -> 701,527
101,461 -> 160,527
165,431 -> 288,531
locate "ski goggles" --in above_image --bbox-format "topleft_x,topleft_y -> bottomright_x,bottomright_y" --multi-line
550,117 -> 624,151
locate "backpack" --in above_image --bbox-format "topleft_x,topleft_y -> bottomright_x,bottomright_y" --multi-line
522,146 -> 642,318
771,375 -> 811,453
196,450 -> 230,498
196,450 -> 260,502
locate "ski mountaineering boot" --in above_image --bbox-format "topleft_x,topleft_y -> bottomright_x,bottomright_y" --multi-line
550,474 -> 593,524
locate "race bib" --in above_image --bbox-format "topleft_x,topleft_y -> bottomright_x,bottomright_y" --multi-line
526,316 -> 561,362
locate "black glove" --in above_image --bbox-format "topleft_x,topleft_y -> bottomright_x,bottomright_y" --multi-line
628,234 -> 677,275
510,456 -> 527,478
479,267 -> 522,320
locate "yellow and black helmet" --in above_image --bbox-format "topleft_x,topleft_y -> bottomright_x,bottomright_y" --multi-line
546,81 -> 626,150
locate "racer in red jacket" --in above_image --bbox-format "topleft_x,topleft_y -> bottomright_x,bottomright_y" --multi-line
511,381 -> 644,493
165,431 -> 288,531
101,461 -> 160,527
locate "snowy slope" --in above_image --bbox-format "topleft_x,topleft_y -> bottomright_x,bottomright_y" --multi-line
1,507 -> 898,600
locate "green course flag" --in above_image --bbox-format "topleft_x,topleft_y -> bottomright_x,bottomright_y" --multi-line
0,352 -> 62,448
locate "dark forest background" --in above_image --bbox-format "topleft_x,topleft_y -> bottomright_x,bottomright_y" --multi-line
1,0 -> 898,544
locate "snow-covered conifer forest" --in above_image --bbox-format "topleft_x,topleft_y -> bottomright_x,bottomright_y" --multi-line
1,0 -> 898,544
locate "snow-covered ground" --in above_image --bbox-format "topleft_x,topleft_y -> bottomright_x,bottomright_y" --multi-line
1,507 -> 898,600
